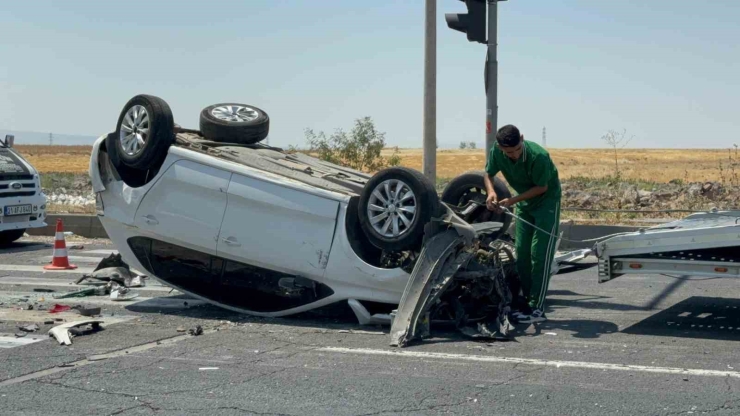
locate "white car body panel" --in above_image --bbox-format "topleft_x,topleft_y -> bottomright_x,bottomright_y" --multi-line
217,172 -> 338,279
134,159 -> 231,254
322,201 -> 411,304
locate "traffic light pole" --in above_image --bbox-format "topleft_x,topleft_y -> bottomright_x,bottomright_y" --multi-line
444,0 -> 505,153
422,0 -> 437,183
485,0 -> 499,152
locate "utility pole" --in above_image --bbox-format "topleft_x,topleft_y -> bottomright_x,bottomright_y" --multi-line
49,133 -> 53,146
485,0 -> 504,153
542,127 -> 547,148
422,0 -> 437,183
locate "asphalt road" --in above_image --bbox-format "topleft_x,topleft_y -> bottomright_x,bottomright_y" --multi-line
1,236 -> 739,415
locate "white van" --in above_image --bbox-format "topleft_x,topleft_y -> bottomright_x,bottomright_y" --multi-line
0,135 -> 48,245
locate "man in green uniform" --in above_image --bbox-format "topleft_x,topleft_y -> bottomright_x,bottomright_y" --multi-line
484,125 -> 561,323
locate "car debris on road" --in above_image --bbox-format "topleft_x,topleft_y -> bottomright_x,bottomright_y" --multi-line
48,320 -> 104,346
17,323 -> 39,333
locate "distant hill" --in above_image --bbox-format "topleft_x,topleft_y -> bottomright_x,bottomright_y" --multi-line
0,130 -> 99,146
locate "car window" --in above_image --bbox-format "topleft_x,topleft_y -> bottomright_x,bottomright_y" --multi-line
127,237 -> 334,312
219,260 -> 334,312
128,237 -> 223,300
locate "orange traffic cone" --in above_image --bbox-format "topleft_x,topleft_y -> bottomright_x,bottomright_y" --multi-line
44,219 -> 77,270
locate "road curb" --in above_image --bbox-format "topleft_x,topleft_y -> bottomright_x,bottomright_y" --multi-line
26,214 -> 108,239
27,215 -> 644,248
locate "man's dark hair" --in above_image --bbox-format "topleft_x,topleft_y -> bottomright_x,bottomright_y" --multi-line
496,124 -> 521,147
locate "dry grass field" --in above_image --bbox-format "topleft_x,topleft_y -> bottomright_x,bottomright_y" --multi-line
14,145 -> 92,174
14,145 -> 737,184
384,148 -> 737,183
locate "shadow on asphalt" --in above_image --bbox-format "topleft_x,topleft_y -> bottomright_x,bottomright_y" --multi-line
0,241 -> 51,254
514,318 -> 620,339
124,296 -> 372,330
546,289 -> 649,312
622,296 -> 740,341
555,263 -> 599,275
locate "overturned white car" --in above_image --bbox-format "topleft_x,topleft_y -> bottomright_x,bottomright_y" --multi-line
89,95 -> 521,331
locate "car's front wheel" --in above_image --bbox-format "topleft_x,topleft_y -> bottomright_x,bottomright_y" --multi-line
440,170 -> 513,237
358,167 -> 441,252
109,94 -> 175,171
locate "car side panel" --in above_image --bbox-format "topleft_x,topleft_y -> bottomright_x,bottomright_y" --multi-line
134,159 -> 231,254
322,202 -> 411,304
217,172 -> 339,280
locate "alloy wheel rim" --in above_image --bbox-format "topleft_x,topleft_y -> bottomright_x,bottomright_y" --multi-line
367,179 -> 417,238
211,105 -> 259,123
119,105 -> 149,156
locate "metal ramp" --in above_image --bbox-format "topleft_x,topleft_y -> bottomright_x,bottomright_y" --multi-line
595,211 -> 740,282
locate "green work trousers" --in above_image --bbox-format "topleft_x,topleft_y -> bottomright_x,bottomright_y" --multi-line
514,199 -> 561,311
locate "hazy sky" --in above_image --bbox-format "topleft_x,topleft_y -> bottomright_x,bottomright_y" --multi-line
1,1 -> 738,149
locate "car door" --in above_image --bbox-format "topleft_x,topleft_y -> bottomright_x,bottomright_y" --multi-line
134,159 -> 231,253
217,172 -> 339,280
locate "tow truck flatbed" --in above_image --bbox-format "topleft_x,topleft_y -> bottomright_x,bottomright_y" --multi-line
594,210 -> 740,282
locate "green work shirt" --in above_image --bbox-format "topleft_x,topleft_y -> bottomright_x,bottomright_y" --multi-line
485,140 -> 561,211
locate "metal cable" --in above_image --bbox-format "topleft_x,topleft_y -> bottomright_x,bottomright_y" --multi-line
499,207 -> 633,244
463,200 -> 740,243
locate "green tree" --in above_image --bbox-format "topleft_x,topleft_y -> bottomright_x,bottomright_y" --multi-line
305,117 -> 400,172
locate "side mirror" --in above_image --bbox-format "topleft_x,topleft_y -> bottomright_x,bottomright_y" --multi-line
4,135 -> 14,147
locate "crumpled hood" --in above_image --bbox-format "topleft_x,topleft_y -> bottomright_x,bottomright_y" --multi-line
0,146 -> 36,176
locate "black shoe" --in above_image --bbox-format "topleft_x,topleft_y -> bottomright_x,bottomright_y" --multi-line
510,304 -> 533,322
516,309 -> 547,324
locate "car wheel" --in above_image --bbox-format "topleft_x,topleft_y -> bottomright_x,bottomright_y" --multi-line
0,229 -> 25,247
440,170 -> 513,237
358,167 -> 441,252
199,103 -> 269,144
111,94 -> 175,171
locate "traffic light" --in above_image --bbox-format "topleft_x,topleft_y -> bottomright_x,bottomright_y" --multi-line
445,0 -> 487,44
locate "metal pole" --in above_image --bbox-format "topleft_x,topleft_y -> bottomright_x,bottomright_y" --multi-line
422,0 -> 436,183
485,0 -> 498,152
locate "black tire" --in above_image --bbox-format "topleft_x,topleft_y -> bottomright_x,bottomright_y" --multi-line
104,134 -> 155,188
113,94 -> 175,170
199,103 -> 269,144
358,167 -> 441,252
441,170 -> 513,237
0,229 -> 25,247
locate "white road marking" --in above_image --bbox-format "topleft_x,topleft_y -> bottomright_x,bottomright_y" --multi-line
42,255 -> 109,264
319,347 -> 740,379
0,335 -> 46,349
82,250 -> 119,255
0,277 -> 170,292
38,296 -> 205,308
0,265 -> 95,274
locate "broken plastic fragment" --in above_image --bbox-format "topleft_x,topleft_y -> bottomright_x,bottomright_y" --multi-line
110,286 -> 139,301
48,320 -> 104,345
18,324 -> 40,332
53,287 -> 104,299
49,304 -> 72,314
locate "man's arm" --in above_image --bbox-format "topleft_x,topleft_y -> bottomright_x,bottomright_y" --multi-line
484,174 -> 498,199
500,154 -> 552,208
506,185 -> 548,206
484,174 -> 500,210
